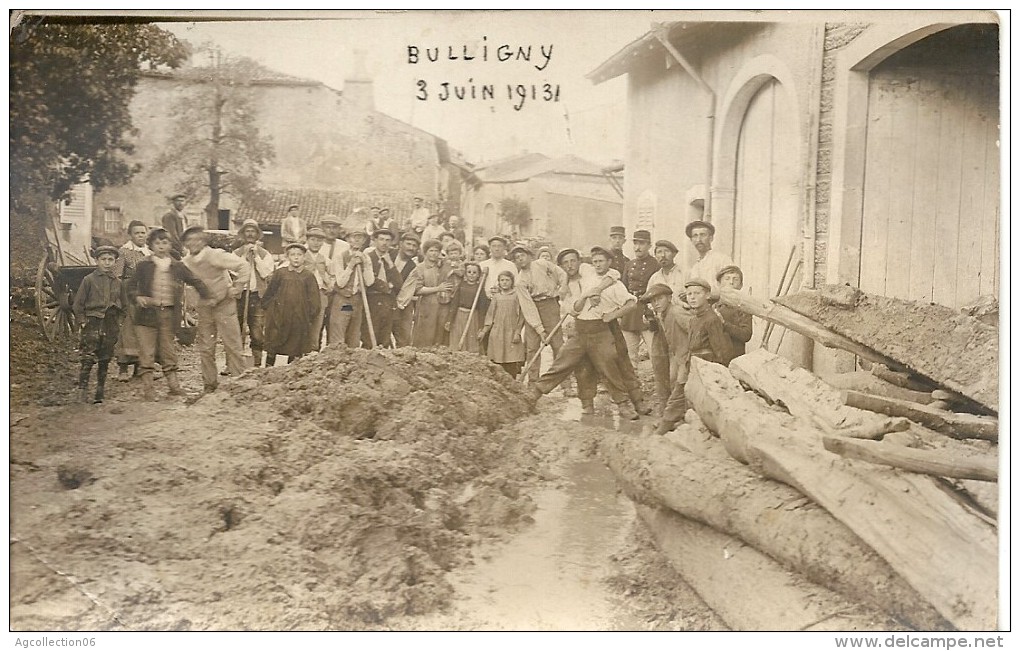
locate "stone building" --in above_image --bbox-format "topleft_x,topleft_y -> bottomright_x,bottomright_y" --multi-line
90,61 -> 469,246
460,153 -> 623,251
588,13 -> 999,372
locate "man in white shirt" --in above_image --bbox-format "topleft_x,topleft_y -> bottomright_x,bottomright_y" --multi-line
479,235 -> 517,295
685,220 -> 733,296
528,247 -> 648,421
409,196 -> 431,234
233,219 -> 276,368
647,239 -> 686,301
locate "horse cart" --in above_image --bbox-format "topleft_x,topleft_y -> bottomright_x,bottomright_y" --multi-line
35,200 -> 100,341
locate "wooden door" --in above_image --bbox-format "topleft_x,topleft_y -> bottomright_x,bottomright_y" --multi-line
860,26 -> 999,308
733,78 -> 801,303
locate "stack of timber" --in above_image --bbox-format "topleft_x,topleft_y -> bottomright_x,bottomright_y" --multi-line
602,347 -> 998,631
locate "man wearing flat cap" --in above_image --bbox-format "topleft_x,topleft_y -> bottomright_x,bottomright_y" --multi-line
304,226 -> 333,351
621,229 -> 658,368
512,244 -> 568,381
362,228 -> 404,347
685,220 -> 733,296
233,219 -> 276,367
640,282 -> 692,415
607,226 -> 629,275
480,235 -> 517,295
647,239 -> 686,301
162,193 -> 189,259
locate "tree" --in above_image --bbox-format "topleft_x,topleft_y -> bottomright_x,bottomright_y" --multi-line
498,196 -> 532,236
155,48 -> 275,228
9,18 -> 188,213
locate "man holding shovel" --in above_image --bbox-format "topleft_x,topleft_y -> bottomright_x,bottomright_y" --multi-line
234,219 -> 275,367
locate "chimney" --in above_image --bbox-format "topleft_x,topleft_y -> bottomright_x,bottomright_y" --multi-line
344,49 -> 374,113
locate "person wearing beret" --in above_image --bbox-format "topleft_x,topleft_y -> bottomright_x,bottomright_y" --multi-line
479,235 -> 518,295
685,220 -> 733,297
161,193 -> 189,259
715,265 -> 753,357
72,245 -> 123,403
621,229 -> 658,368
647,239 -> 686,301
607,225 -> 630,276
262,242 -> 321,366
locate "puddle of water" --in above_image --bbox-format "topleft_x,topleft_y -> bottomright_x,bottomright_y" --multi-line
442,459 -> 643,630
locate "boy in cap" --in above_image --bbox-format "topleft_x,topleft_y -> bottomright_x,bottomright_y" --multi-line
262,242 -> 320,365
685,220 -> 733,296
129,229 -> 211,400
715,265 -> 753,357
233,219 -> 276,367
621,229 -> 658,368
72,245 -> 124,403
654,278 -> 732,434
181,225 -> 251,392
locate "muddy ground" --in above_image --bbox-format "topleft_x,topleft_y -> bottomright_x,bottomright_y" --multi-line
9,305 -> 721,631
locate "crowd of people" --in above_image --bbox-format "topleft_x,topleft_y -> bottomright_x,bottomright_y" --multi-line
73,195 -> 753,435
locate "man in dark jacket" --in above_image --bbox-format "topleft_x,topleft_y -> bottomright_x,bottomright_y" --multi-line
390,231 -> 419,346
161,194 -> 188,259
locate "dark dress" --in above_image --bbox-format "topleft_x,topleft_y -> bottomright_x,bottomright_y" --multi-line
262,267 -> 321,357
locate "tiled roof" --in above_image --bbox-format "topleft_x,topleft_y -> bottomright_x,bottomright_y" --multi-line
235,187 -> 441,227
478,154 -> 608,183
531,176 -> 624,204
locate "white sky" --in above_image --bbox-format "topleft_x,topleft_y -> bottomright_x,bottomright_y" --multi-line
158,10 -> 664,165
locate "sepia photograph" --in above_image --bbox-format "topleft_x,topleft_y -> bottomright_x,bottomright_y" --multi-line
7,8 -> 1006,641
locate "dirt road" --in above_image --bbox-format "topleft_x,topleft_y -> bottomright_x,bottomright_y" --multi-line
9,313 -> 721,631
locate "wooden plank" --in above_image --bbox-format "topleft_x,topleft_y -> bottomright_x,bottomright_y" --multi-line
603,432 -> 950,629
730,349 -> 909,436
884,77 -> 918,300
686,358 -> 998,630
635,505 -> 900,631
822,371 -> 935,405
718,288 -> 906,372
778,287 -> 998,413
979,109 -> 1000,298
932,72 -> 965,307
908,74 -> 942,303
843,390 -> 998,441
955,74 -> 990,308
860,75 -> 894,297
822,435 -> 997,482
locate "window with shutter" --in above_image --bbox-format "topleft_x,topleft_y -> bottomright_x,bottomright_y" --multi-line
103,207 -> 122,234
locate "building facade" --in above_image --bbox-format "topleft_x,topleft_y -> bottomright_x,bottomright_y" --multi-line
589,13 -> 999,372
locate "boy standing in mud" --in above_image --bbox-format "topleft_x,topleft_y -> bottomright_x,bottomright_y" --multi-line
653,278 -> 732,435
72,245 -> 123,403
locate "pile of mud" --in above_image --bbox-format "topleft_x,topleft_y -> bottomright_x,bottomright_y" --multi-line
11,347 -> 545,630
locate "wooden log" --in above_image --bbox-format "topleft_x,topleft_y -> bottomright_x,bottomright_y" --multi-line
603,431 -> 950,629
823,371 -> 935,405
718,287 -> 908,372
730,349 -> 910,437
635,505 -> 900,631
870,363 -> 935,392
686,358 -> 998,630
822,435 -> 998,482
778,287 -> 998,413
843,390 -> 998,442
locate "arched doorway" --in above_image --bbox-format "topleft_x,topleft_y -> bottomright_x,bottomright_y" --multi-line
858,24 -> 999,308
733,78 -> 801,302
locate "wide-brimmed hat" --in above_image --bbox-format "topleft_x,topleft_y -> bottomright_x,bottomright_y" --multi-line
685,220 -> 715,238
239,218 -> 262,239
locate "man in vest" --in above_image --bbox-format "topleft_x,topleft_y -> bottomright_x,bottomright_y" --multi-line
362,228 -> 403,348
390,231 -> 420,346
328,216 -> 375,347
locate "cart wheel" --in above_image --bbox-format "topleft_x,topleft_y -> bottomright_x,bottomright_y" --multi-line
36,250 -> 76,341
